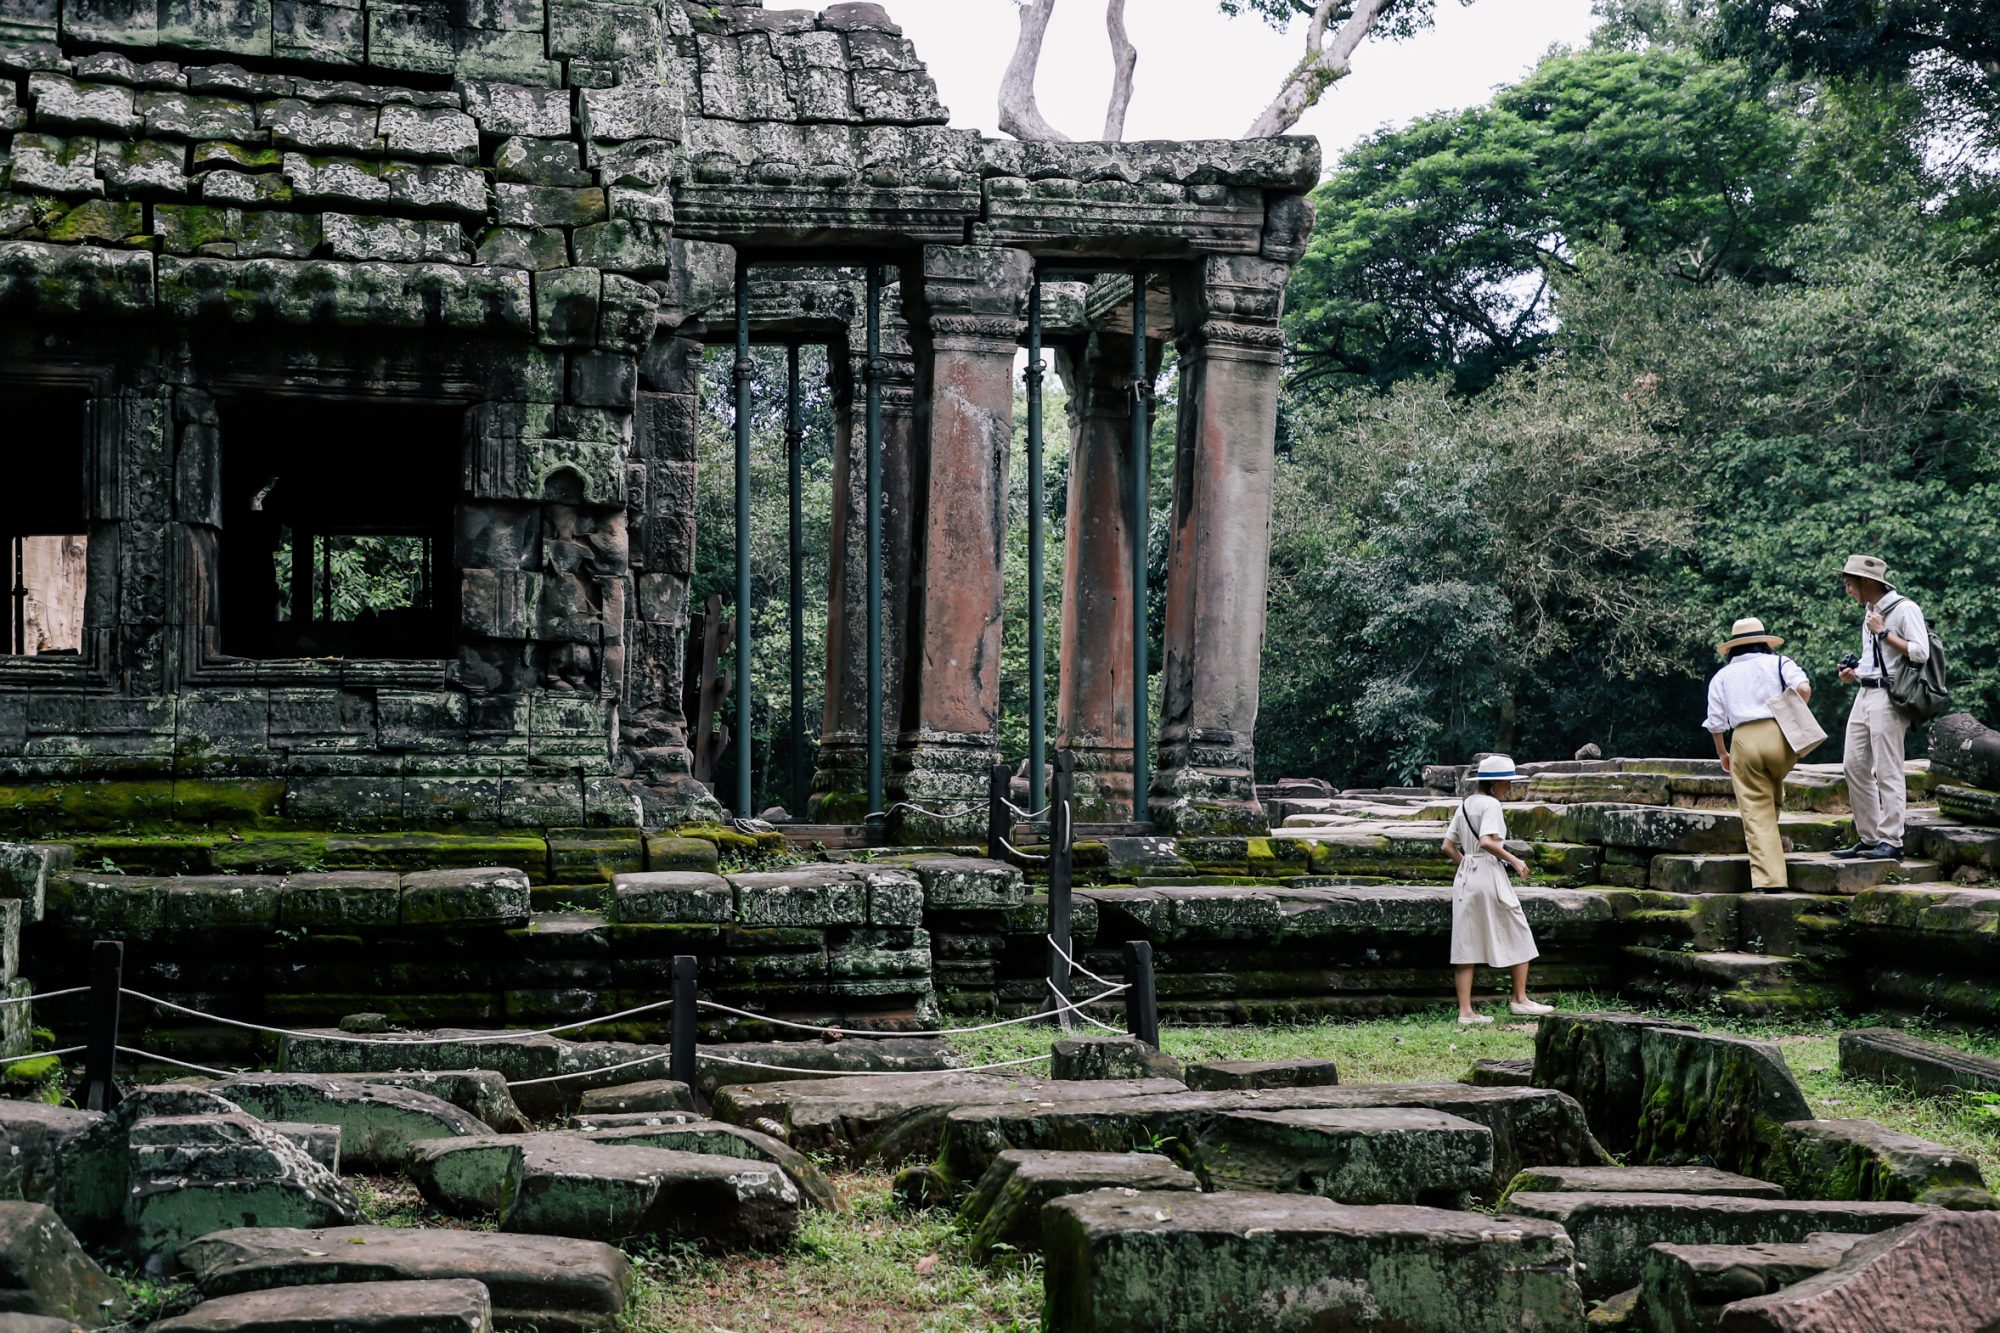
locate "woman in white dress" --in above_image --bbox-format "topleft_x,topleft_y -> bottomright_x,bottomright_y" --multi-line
1441,754 -> 1553,1025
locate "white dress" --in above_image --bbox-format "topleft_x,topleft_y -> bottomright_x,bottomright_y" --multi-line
1447,794 -> 1540,968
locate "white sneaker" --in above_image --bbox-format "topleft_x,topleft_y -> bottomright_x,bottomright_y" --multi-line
1458,1012 -> 1495,1025
1509,1000 -> 1555,1016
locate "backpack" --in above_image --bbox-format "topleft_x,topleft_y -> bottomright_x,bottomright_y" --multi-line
1875,596 -> 1950,723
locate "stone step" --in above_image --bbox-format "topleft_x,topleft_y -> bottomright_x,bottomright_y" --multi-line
1041,1190 -> 1585,1333
1635,1233 -> 1864,1332
1497,1191 -> 1936,1298
148,1279 -> 493,1332
1649,853 -> 1939,896
43,866 -> 531,936
1838,1026 -> 2000,1097
1201,1107 -> 1493,1205
1184,1057 -> 1340,1091
178,1226 -> 631,1333
206,1072 -> 492,1172
1905,821 -> 2000,873
1504,1164 -> 1783,1199
1770,1118 -> 1994,1208
1619,948 -> 1842,1019
960,1150 -> 1198,1257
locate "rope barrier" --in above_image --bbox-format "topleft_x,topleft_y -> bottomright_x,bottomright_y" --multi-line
0,985 -> 86,1008
700,1051 -> 1051,1077
1046,934 -> 1117,990
869,800 -> 986,823
1003,799 -> 1053,820
0,1045 -> 82,1067
506,1050 -> 674,1088
114,1046 -> 234,1077
998,836 -> 1050,863
1046,979 -> 1122,1032
694,983 -> 1130,1039
121,989 -> 675,1046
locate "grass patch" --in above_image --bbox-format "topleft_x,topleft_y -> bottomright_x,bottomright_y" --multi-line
349,1174 -> 496,1231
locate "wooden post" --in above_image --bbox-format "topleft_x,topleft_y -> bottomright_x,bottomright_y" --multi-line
670,955 -> 698,1101
986,762 -> 1012,860
1121,939 -> 1159,1049
81,939 -> 124,1112
1046,750 -> 1076,1028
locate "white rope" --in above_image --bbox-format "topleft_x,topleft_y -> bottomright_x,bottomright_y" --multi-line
871,800 -> 986,822
0,985 -> 86,1008
1046,933 -> 1117,990
695,983 -> 1130,1039
1046,979 -> 1122,1032
115,1046 -> 234,1077
701,1051 -> 1051,1077
0,1045 -> 81,1066
122,989 -> 675,1045
1004,799 -> 1052,820
998,836 -> 1050,863
507,1050 -> 673,1088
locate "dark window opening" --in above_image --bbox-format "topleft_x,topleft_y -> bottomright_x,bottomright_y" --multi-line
220,400 -> 460,660
1,389 -> 89,657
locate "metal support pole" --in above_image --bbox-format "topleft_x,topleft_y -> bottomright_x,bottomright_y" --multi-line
786,343 -> 807,818
1121,939 -> 1159,1049
10,534 -> 25,655
864,265 -> 885,823
1130,273 -> 1150,824
986,762 -> 1011,860
670,954 -> 698,1096
82,939 -> 124,1112
1026,276 -> 1046,815
733,256 -> 754,819
1046,749 -> 1076,1028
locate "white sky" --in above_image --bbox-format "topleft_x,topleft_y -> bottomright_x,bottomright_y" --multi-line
884,0 -> 1601,171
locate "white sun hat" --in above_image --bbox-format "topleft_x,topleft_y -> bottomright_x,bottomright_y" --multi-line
1472,754 -> 1522,782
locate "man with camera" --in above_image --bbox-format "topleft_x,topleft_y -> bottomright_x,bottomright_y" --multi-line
1833,554 -> 1929,861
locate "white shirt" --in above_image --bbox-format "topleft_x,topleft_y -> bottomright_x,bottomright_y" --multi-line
1447,792 -> 1508,852
1705,653 -> 1810,734
1857,594 -> 1929,679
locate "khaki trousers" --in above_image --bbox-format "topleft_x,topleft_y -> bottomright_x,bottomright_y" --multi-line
1731,719 -> 1797,890
1845,687 -> 1909,845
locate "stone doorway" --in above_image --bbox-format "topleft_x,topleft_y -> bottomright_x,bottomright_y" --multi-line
0,387 -> 89,658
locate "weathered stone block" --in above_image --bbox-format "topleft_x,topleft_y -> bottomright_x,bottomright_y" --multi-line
6,135 -> 104,196
459,79 -> 571,137
272,0 -> 364,64
579,82 -> 682,143
399,867 -> 531,928
642,835 -> 718,873
279,870 -> 400,929
28,73 -> 141,134
961,1150 -> 1198,1258
207,1073 -> 492,1172
0,843 -> 52,922
1184,1058 -> 1340,1092
575,1080 -> 695,1117
1051,1036 -> 1184,1084
731,867 -> 868,927
1203,1106 -> 1494,1207
614,871 -> 730,924
497,183 -> 606,228
1533,1010 -> 1700,1156
1634,1026 -> 1813,1179
0,1200 -> 131,1324
533,267 -> 601,347
1839,1027 -> 2000,1098
1769,1117 -> 1995,1208
494,135 -> 590,186
147,1278 -> 493,1332
1504,1163 -> 1783,1199
377,103 -> 479,163
1713,1210 -> 2000,1331
1636,1233 -> 1864,1333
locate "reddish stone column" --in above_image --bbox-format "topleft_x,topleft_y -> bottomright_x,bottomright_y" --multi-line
1151,255 -> 1291,835
891,245 -> 1034,843
810,279 -> 918,823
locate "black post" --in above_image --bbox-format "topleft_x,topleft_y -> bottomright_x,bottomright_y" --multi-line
733,256 -> 754,820
670,955 -> 698,1095
81,939 -> 124,1112
1026,276 -> 1046,815
1130,272 -> 1150,824
986,762 -> 1012,860
1121,939 -> 1159,1049
1046,750 -> 1076,1027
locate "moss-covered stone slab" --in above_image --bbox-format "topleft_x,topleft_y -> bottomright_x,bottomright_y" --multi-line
1769,1118 -> 1995,1208
1533,1011 -> 1701,1156
1051,1036 -> 1183,1083
0,843 -> 54,923
206,1073 -> 492,1171
546,831 -> 644,884
961,1150 -> 1198,1258
570,1121 -> 837,1211
610,871 -> 729,924
180,1225 -> 631,1333
574,1080 -> 694,1116
1636,1233 -> 1863,1333
1634,1027 -> 1813,1178
265,1121 -> 343,1173
0,1101 -> 99,1203
1184,1057 -> 1340,1091
339,1071 -> 531,1136
399,867 -> 532,927
278,871 -> 400,929
1838,1027 -> 2000,1098
886,856 -> 1026,910
642,836 -> 719,873
941,1083 -> 1608,1200
728,866 -> 868,927
323,834 -> 550,884
1498,1191 -> 1934,1298
0,1200 -> 131,1324
1505,1164 -> 1783,1200
46,872 -> 285,936
1203,1107 -> 1493,1205
1043,1189 -> 1584,1332
1471,1057 -> 1535,1087
148,1277 -> 494,1331
1712,1210 -> 2000,1331
406,1132 -> 799,1250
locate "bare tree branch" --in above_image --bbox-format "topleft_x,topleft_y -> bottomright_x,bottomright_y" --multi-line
1000,0 -> 1070,142
1244,0 -> 1393,138
1102,0 -> 1137,141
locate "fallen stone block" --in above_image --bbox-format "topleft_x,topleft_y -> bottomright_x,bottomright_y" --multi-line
0,1102 -> 98,1202
1505,1164 -> 1784,1200
960,1150 -> 1197,1258
941,1083 -> 1608,1199
1498,1191 -> 1936,1298
0,1314 -> 90,1332
1638,1233 -> 1864,1333
180,1226 -> 630,1333
1183,1057 -> 1339,1091
0,1202 -> 130,1324
567,1121 -> 837,1211
341,1071 -> 532,1135
566,1111 -> 701,1131
207,1073 -> 491,1171
1533,1011 -> 1700,1155
1050,1036 -> 1183,1083
1472,1057 -> 1535,1087
574,1080 -> 694,1116
148,1278 -> 493,1331
1838,1027 -> 2000,1098
1634,1028 -> 1813,1178
406,1132 -> 800,1249
1769,1118 -> 1996,1209
1712,1210 -> 2000,1331
265,1121 -> 342,1173
1042,1189 -> 1585,1332
1201,1107 -> 1493,1205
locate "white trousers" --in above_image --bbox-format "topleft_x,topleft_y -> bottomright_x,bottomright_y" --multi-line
1845,688 -> 1909,845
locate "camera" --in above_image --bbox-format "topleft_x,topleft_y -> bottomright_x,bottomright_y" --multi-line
1836,653 -> 1861,672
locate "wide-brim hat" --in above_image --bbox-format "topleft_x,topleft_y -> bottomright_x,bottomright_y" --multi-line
1472,754 -> 1523,783
1838,554 -> 1894,588
1717,617 -> 1784,655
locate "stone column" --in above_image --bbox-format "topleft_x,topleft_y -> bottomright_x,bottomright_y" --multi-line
810,277 -> 919,823
1151,255 -> 1290,835
891,245 -> 1034,843
1053,330 -> 1151,821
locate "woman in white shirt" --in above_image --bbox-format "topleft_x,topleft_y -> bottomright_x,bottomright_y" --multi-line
1441,754 -> 1551,1025
1704,618 -> 1812,889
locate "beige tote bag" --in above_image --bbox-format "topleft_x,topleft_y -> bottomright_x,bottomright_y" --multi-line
1765,656 -> 1827,758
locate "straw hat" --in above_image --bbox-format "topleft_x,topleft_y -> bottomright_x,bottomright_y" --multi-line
1838,554 -> 1894,588
1717,617 -> 1784,655
1471,754 -> 1522,782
